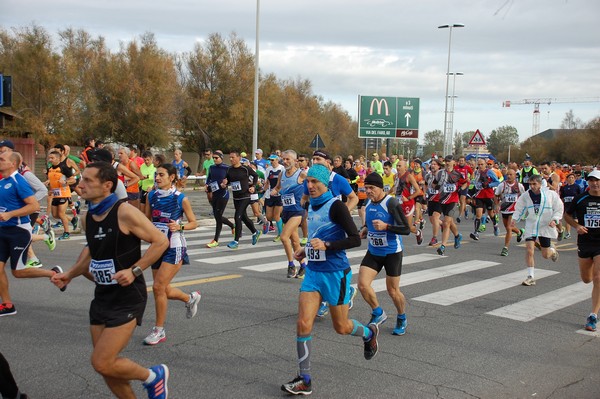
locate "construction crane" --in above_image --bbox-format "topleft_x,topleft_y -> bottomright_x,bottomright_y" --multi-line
502,97 -> 600,136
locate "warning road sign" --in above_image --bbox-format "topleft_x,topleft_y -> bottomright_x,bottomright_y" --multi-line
469,129 -> 486,146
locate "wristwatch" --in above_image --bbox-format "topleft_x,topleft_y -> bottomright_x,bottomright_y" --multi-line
131,266 -> 143,277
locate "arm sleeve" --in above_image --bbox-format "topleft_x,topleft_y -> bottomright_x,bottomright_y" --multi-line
386,197 -> 411,235
327,200 -> 361,250
24,172 -> 48,202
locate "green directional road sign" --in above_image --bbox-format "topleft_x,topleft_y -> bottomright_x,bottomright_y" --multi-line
358,95 -> 419,139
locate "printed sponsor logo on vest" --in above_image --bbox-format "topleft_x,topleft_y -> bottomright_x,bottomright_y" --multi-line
94,227 -> 106,240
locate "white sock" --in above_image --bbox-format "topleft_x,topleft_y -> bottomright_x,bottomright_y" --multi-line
527,267 -> 535,278
144,369 -> 156,384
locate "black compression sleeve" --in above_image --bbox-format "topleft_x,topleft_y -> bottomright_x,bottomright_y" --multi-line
327,200 -> 361,250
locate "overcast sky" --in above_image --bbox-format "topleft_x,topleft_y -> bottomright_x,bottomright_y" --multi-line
3,0 -> 600,145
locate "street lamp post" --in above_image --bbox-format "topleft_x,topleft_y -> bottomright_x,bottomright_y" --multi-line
439,23 -> 464,156
252,0 -> 260,156
447,71 -> 463,153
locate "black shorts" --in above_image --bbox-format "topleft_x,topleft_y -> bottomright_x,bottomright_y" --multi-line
361,251 -> 403,277
127,192 -> 140,201
458,188 -> 468,196
525,236 -> 551,248
265,196 -> 282,207
475,197 -> 494,210
0,226 -> 31,270
427,201 -> 442,216
577,244 -> 600,259
52,197 -> 69,206
140,189 -> 149,204
440,203 -> 456,217
415,195 -> 427,205
29,212 -> 39,227
89,298 -> 146,328
281,210 -> 304,224
501,213 -> 514,220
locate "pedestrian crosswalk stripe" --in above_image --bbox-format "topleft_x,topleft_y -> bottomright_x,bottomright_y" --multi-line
486,282 -> 591,321
413,269 -> 559,306
351,260 -> 501,292
241,252 -> 441,273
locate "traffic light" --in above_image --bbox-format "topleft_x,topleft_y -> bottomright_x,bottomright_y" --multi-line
0,75 -> 12,107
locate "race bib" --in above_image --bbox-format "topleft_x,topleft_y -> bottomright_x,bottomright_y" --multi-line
504,193 -> 517,203
154,222 -> 170,237
89,259 -> 118,285
208,181 -> 219,192
231,181 -> 242,191
442,183 -> 456,193
305,243 -> 326,261
383,184 -> 391,193
368,231 -> 388,247
427,187 -> 438,195
52,188 -> 61,196
358,187 -> 366,193
282,193 -> 296,206
523,176 -> 529,183
563,196 -> 574,203
250,193 -> 259,200
584,214 -> 600,228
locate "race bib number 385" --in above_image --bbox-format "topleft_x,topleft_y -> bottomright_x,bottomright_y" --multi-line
89,259 -> 118,285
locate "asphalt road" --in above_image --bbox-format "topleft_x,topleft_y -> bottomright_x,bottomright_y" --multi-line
2,190 -> 599,399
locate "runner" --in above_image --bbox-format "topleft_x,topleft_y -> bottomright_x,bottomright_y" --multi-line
205,151 -> 235,248
559,173 -> 583,239
46,150 -> 75,240
264,154 -> 285,241
563,170 -> 600,331
394,160 -> 423,245
222,151 -> 261,249
274,150 -> 308,278
143,163 -> 201,346
297,154 -> 310,245
435,155 -> 464,256
470,158 -> 501,241
51,161 -> 170,398
172,149 -> 191,189
118,147 -> 144,209
519,156 -> 539,191
511,174 -> 563,286
494,167 -> 526,256
454,155 -> 473,222
139,150 -> 156,216
280,164 -> 377,396
381,161 -> 395,196
0,151 -> 64,318
358,172 -> 411,336
423,158 -> 443,246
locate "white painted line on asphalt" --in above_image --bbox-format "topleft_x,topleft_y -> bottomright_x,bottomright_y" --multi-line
413,269 -> 559,305
486,282 -> 591,322
576,329 -> 600,337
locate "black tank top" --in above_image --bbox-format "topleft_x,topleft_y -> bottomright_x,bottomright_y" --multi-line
86,200 -> 147,306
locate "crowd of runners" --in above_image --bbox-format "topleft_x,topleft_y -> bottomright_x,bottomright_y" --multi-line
0,137 -> 598,398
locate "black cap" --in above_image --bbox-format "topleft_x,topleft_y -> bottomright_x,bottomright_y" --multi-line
0,139 -> 15,149
312,150 -> 331,160
364,172 -> 384,189
88,148 -> 113,163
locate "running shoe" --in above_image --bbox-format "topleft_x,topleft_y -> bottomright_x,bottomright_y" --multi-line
0,303 -> 17,317
416,229 -> 423,245
71,216 -> 79,230
436,245 -> 445,256
25,259 -> 43,268
522,276 -> 536,286
227,240 -> 239,250
51,221 -> 63,228
419,219 -> 426,230
32,224 -> 40,235
454,233 -> 462,249
550,247 -> 559,262
500,247 -> 509,257
296,265 -> 306,279
262,222 -> 269,235
273,235 -> 281,242
316,302 -> 329,318
363,323 -> 379,360
464,210 -> 469,220
478,224 -> 487,233
348,286 -> 357,310
40,214 -> 50,232
75,200 -> 81,214
470,232 -> 479,241
369,310 -> 388,326
287,265 -> 297,278
428,237 -> 438,246
206,240 -> 219,248
143,364 -> 169,399
516,228 -> 525,243
456,216 -> 461,224
269,224 -> 276,232
493,225 -> 500,236
557,226 -> 563,242
51,266 -> 67,292
585,314 -> 597,332
281,375 -> 312,396
564,232 -> 571,239
186,291 -> 201,319
57,232 -> 70,241
45,230 -> 56,251
392,317 -> 407,336
300,237 -> 308,246
144,327 -> 166,345
251,230 -> 261,245
494,214 -> 499,225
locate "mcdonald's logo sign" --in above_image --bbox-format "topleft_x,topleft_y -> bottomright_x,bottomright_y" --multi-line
369,98 -> 390,116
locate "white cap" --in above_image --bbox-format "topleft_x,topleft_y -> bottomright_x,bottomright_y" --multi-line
586,170 -> 600,180
255,148 -> 263,155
